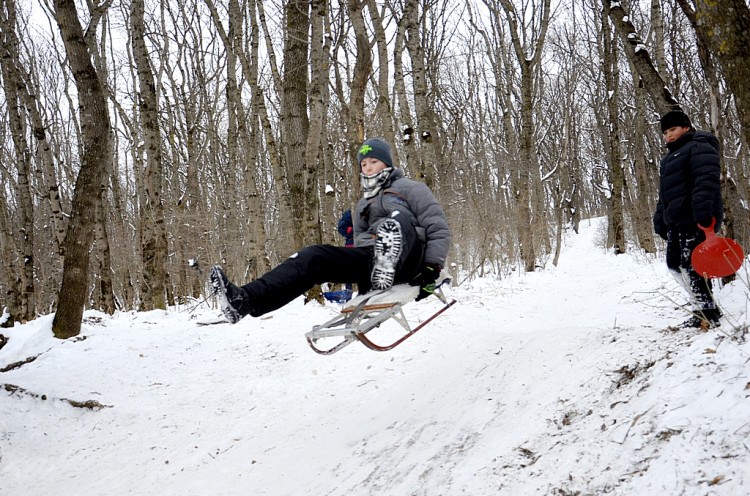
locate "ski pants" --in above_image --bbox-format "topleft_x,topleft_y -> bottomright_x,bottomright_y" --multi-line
666,227 -> 717,311
240,214 -> 424,317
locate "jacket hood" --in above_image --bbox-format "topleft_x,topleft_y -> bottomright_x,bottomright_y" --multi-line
693,130 -> 720,151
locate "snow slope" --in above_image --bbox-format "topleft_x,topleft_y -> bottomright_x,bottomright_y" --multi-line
1,217 -> 749,495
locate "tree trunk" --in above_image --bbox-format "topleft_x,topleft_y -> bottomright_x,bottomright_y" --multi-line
345,0 -> 371,176
95,183 -> 115,314
303,0 -> 328,246
282,0 -> 311,250
630,74 -> 657,254
255,0 -> 294,254
676,0 -> 750,148
516,60 -> 539,270
650,0 -> 666,77
0,182 -> 19,328
403,0 -> 439,187
601,4 -> 626,254
51,0 -> 112,339
366,0 -> 397,151
393,14 -> 413,173
240,0 -> 269,279
131,0 -> 167,310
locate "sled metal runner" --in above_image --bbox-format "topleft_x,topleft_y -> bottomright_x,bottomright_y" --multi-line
305,283 -> 456,355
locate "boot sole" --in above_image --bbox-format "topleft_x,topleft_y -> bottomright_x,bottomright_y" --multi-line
371,219 -> 402,290
210,266 -> 242,324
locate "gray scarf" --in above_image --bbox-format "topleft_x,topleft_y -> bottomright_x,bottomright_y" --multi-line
361,167 -> 394,198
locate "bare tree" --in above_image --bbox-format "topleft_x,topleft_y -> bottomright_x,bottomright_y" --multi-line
498,0 -> 552,271
600,3 -> 625,254
602,0 -> 679,115
401,0 -> 440,187
392,5 -> 413,171
255,0 -> 295,254
51,0 -> 112,339
94,180 -> 115,313
365,0 -> 397,149
0,0 -> 35,321
282,0 -> 313,248
131,0 -> 167,310
341,0 -> 370,168
304,0 -> 328,239
464,1 -> 520,270
626,61 -> 657,254
546,6 -> 584,265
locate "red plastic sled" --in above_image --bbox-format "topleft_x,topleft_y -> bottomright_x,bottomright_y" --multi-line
691,218 -> 745,278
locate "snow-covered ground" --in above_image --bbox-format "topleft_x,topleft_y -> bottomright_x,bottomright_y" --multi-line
1,217 -> 749,495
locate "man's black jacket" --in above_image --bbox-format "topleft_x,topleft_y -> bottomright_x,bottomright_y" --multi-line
653,130 -> 723,239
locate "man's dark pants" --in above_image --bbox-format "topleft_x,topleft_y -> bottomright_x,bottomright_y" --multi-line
666,227 -> 717,311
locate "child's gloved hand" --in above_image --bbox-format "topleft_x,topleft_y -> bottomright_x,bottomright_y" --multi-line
411,263 -> 442,301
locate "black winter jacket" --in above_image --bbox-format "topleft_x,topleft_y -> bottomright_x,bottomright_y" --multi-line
653,130 -> 723,239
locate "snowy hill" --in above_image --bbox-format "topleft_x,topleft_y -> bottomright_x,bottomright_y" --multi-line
1,217 -> 749,495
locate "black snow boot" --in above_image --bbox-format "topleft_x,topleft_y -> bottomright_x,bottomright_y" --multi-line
679,308 -> 722,330
210,266 -> 249,324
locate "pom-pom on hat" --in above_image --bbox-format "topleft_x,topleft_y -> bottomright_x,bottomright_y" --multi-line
660,110 -> 692,133
357,138 -> 393,169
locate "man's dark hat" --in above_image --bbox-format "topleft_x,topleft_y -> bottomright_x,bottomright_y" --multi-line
660,110 -> 692,133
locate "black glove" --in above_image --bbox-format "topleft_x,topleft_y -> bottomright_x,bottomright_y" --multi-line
654,220 -> 667,241
696,217 -> 713,229
411,263 -> 441,301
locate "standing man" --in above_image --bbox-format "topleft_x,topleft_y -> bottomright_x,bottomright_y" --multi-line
653,109 -> 724,329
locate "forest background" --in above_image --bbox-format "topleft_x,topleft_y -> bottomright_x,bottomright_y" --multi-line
1,0 -> 749,337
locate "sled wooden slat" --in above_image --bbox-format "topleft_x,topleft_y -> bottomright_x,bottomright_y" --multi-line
341,302 -> 398,313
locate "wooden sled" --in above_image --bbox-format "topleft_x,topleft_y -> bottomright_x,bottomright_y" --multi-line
305,278 -> 456,355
